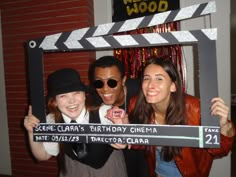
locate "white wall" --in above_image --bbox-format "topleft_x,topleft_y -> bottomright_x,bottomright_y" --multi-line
94,0 -> 231,177
93,0 -> 113,59
0,13 -> 12,175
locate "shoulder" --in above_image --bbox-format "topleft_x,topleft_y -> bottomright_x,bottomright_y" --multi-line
44,113 -> 59,156
185,94 -> 200,105
46,113 -> 55,123
185,94 -> 200,111
185,94 -> 200,125
128,95 -> 138,113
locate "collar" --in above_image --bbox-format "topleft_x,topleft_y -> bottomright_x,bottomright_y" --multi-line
62,107 -> 89,124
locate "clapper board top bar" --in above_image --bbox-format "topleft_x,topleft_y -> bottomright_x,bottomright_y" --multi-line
27,1 -> 216,52
29,28 -> 216,51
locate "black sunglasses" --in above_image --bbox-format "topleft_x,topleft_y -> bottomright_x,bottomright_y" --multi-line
93,79 -> 118,89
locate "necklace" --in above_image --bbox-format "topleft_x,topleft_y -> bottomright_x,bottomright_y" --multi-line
114,86 -> 127,111
123,86 -> 127,112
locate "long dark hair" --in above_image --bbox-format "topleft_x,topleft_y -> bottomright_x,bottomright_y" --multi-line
129,58 -> 186,161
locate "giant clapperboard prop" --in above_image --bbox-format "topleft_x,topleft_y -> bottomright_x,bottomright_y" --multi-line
26,1 -> 220,148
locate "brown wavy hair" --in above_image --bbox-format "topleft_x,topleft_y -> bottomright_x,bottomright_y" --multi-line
129,58 -> 186,161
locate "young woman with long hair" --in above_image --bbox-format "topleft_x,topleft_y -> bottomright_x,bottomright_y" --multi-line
128,58 -> 235,177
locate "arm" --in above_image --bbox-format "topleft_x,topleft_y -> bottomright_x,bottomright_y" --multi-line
24,106 -> 52,161
208,97 -> 235,157
210,97 -> 235,137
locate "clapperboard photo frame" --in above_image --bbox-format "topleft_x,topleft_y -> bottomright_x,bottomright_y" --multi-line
26,1 -> 220,148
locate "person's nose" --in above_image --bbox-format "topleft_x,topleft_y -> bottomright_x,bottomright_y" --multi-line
103,81 -> 110,91
68,95 -> 76,103
147,79 -> 156,89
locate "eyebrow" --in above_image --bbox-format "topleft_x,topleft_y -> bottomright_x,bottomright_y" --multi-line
95,77 -> 120,80
143,74 -> 165,77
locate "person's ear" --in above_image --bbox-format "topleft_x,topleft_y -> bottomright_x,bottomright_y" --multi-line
170,82 -> 176,92
52,99 -> 58,107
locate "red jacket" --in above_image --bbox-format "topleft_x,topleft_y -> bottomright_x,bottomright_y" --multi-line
129,95 -> 235,177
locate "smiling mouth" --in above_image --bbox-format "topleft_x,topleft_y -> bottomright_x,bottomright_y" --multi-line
147,91 -> 158,96
103,93 -> 113,98
101,93 -> 114,103
67,105 -> 78,110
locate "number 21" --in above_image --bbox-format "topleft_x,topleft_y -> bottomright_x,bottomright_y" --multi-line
205,134 -> 219,145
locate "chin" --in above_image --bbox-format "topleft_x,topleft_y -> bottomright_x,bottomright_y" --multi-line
103,100 -> 115,105
146,99 -> 157,104
67,112 -> 80,118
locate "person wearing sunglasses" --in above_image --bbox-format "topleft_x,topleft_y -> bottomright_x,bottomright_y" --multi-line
88,55 -> 141,112
88,56 -> 149,177
24,68 -> 128,177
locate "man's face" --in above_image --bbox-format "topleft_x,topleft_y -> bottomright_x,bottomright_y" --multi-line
94,66 -> 126,106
